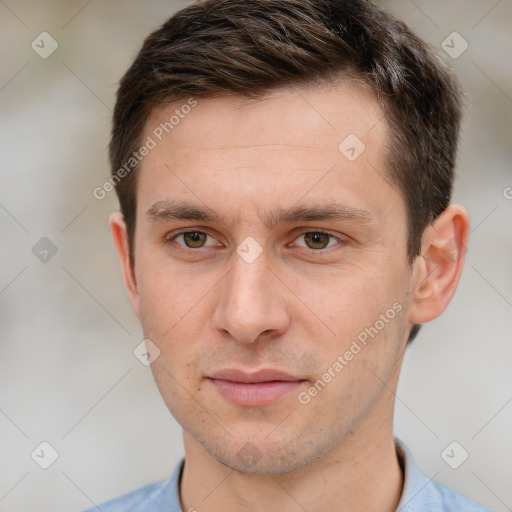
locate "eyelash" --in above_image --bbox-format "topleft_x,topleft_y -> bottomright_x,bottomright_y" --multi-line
165,228 -> 345,254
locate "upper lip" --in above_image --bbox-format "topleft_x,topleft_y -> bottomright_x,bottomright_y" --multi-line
209,368 -> 304,383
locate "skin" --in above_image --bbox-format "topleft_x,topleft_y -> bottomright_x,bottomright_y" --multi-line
111,81 -> 470,512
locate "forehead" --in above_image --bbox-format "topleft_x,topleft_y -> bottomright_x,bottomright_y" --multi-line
143,81 -> 387,161
136,82 -> 401,226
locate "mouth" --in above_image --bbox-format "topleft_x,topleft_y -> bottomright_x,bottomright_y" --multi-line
206,368 -> 308,407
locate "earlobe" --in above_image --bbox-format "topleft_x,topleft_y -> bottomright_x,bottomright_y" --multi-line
109,212 -> 141,320
408,205 -> 470,325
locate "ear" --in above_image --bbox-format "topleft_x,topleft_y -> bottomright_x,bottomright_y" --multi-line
110,212 -> 141,321
408,205 -> 470,325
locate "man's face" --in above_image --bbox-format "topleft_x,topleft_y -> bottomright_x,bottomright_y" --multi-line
129,83 -> 415,473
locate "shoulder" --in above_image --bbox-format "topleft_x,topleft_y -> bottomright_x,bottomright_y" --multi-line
395,438 -> 494,512
80,481 -> 166,512
423,479 -> 495,512
80,458 -> 185,512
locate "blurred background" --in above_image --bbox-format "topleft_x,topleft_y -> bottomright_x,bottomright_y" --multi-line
0,1 -> 511,511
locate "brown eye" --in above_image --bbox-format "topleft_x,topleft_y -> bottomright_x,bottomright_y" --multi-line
303,232 -> 333,249
167,230 -> 221,251
182,231 -> 207,248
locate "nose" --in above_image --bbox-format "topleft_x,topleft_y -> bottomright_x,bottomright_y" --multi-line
212,249 -> 291,344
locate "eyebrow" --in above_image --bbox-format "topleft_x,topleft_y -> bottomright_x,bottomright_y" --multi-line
146,199 -> 374,229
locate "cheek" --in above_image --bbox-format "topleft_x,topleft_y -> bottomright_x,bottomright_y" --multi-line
300,260 -> 409,374
137,257 -> 206,325
306,301 -> 408,427
135,262 -> 212,371
303,258 -> 405,326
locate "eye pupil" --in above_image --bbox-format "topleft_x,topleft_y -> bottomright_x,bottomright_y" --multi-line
184,231 -> 206,248
304,232 -> 330,249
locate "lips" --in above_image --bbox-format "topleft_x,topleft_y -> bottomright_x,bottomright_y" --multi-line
211,368 -> 302,383
207,368 -> 307,406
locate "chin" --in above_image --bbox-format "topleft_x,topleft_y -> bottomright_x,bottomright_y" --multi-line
197,430 -> 330,476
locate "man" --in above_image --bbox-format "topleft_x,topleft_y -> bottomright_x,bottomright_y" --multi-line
85,0 -> 493,510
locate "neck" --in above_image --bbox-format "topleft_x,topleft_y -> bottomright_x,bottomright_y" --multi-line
179,396 -> 403,512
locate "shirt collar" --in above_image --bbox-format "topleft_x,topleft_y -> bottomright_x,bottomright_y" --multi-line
394,437 -> 437,511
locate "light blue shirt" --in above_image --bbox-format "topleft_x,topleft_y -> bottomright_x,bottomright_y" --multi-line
82,439 -> 493,511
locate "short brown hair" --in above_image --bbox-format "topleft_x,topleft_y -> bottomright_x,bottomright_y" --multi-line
109,0 -> 465,343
